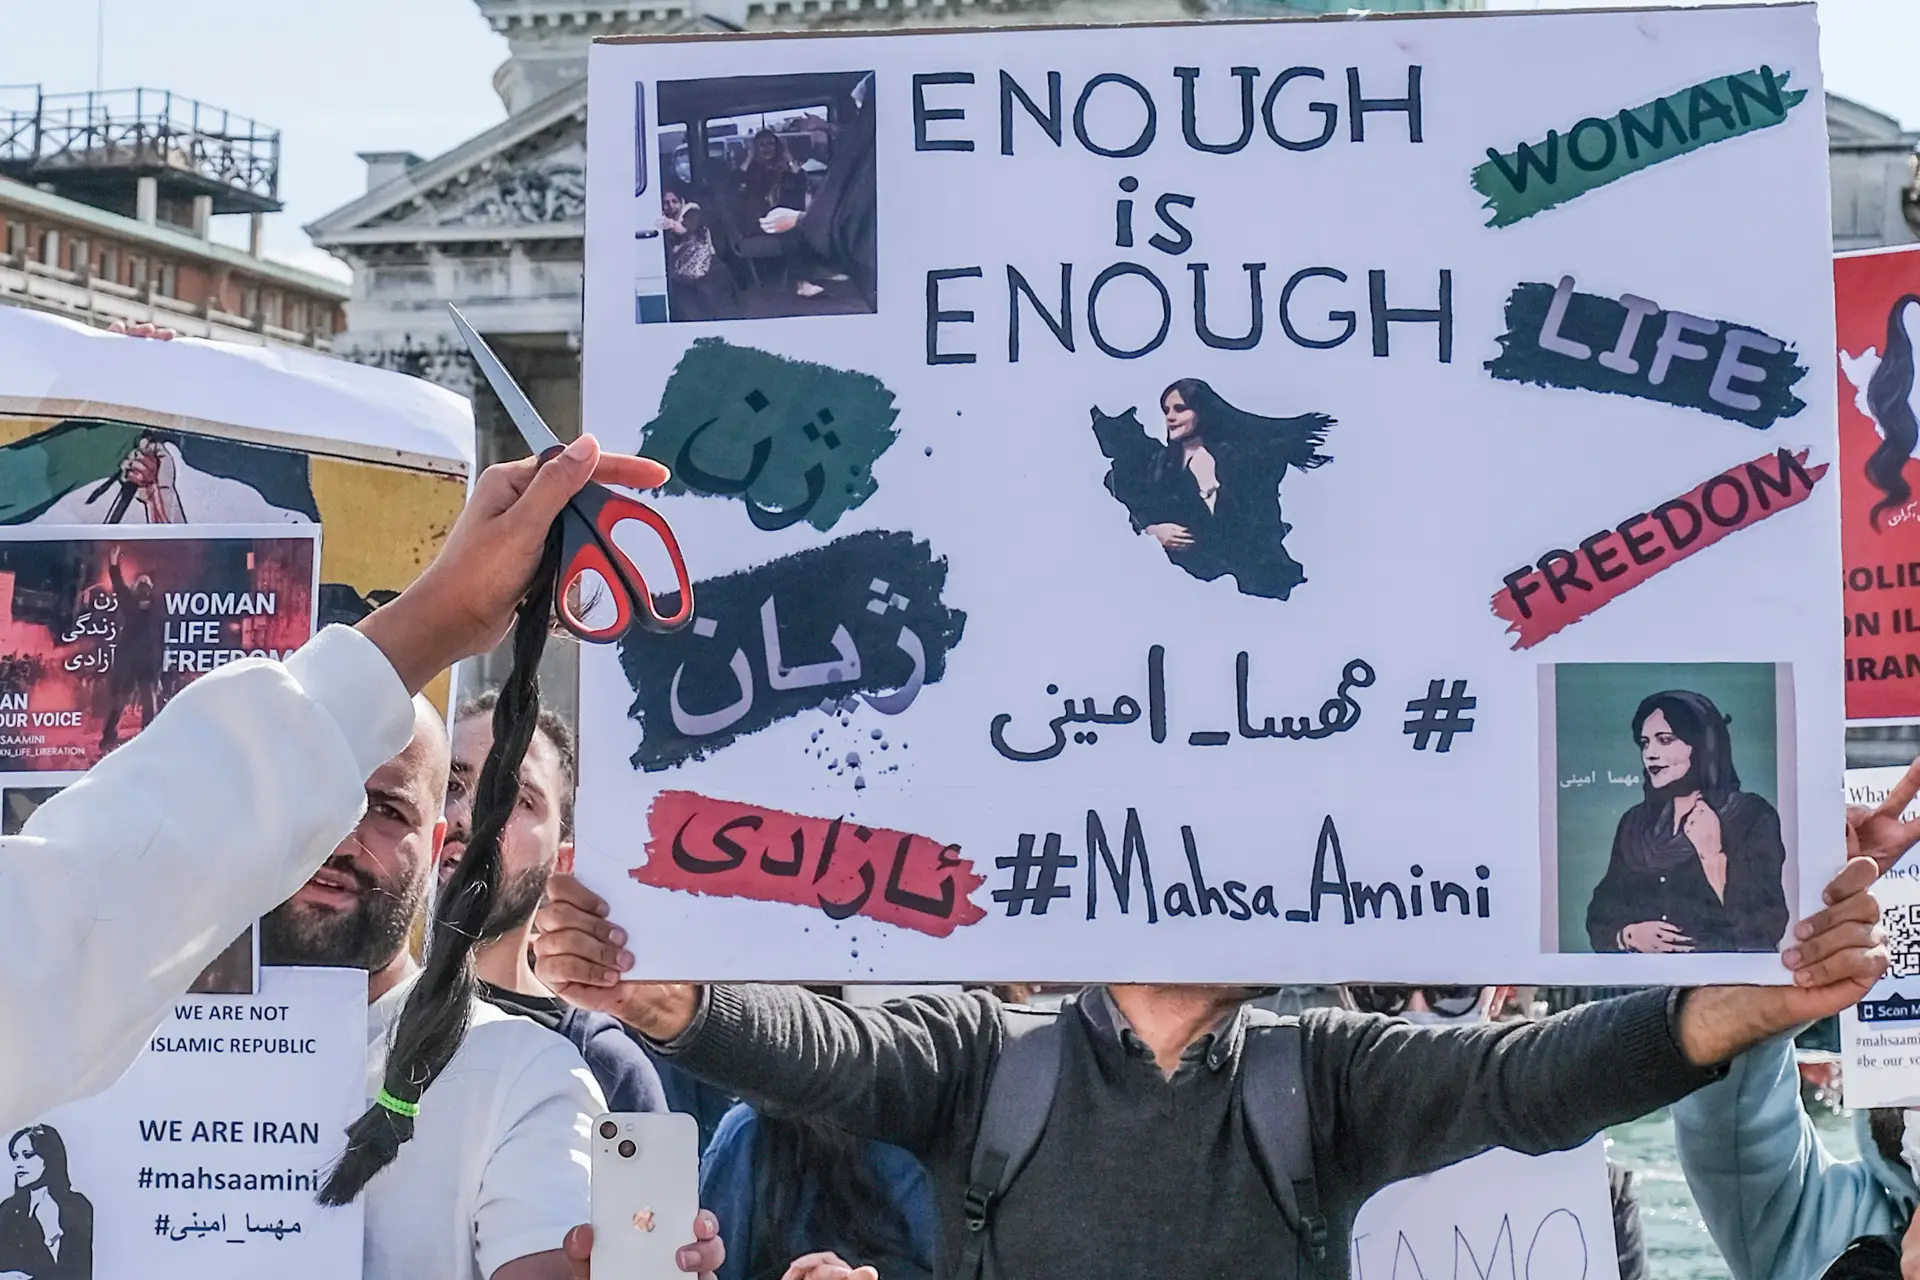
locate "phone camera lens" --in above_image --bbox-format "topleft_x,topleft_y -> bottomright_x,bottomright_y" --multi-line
618,1139 -> 637,1159
599,1121 -> 618,1140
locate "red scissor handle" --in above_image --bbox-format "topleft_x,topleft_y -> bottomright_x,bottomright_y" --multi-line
553,483 -> 694,642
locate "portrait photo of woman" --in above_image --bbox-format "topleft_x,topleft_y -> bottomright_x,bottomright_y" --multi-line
1584,689 -> 1790,955
0,1125 -> 92,1280
1090,379 -> 1334,601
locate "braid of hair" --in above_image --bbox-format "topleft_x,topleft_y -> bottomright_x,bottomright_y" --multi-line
317,526 -> 560,1205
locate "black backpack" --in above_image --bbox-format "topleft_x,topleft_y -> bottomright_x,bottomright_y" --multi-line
955,1002 -> 1326,1280
1820,1233 -> 1902,1280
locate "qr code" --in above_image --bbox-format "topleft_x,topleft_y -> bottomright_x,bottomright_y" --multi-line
1886,903 -> 1920,980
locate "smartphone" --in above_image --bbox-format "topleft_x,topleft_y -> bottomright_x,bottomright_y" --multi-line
591,1112 -> 701,1277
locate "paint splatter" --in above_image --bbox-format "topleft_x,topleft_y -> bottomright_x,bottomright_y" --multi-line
1472,67 -> 1807,228
617,530 -> 965,771
1492,447 -> 1828,649
640,339 -> 899,532
1487,279 -> 1807,430
635,791 -> 987,936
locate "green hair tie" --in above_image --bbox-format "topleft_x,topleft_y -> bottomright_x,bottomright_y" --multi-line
375,1089 -> 420,1120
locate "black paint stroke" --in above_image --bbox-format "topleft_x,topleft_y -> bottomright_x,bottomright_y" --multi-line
1486,281 -> 1807,430
617,530 -> 966,772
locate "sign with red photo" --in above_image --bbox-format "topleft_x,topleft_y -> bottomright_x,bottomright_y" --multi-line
1839,245 -> 1920,720
0,526 -> 319,771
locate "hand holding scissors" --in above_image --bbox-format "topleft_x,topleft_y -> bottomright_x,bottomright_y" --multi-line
449,306 -> 693,642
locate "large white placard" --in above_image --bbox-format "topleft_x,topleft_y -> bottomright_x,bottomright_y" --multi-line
1841,765 -> 1920,1108
12,968 -> 366,1280
579,4 -> 1839,982
1349,1138 -> 1620,1280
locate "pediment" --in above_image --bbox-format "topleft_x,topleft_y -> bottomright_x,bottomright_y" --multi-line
366,136 -> 585,230
307,81 -> 588,244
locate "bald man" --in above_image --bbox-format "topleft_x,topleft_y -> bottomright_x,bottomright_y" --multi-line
266,698 -> 606,1280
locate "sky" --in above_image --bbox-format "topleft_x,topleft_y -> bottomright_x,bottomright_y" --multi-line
0,0 -> 1912,282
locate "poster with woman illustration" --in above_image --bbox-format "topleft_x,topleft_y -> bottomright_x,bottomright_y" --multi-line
1836,244 -> 1920,721
1091,380 -> 1333,601
582,6 -> 1841,984
1,1124 -> 93,1279
1541,662 -> 1796,957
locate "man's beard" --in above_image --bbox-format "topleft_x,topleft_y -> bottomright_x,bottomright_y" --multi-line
477,859 -> 553,943
261,858 -> 422,972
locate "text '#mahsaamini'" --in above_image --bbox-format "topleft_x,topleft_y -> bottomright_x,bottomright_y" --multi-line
635,791 -> 987,937
1492,447 -> 1828,650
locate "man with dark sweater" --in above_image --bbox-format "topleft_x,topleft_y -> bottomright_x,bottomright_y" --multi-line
445,695 -> 728,1130
534,845 -> 1895,1280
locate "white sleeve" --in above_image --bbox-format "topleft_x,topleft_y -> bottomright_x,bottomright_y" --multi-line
474,1037 -> 604,1278
0,624 -> 412,1133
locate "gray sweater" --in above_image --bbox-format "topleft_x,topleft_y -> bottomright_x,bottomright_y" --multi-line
658,984 -> 1721,1280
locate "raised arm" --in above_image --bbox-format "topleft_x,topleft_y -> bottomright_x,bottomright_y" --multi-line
0,623 -> 414,1132
1672,1033 -> 1894,1280
0,435 -> 668,1131
533,876 -> 1000,1158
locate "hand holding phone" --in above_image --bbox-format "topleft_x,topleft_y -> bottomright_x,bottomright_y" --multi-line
591,1112 -> 701,1277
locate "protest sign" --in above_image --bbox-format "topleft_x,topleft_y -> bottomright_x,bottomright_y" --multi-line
577,4 -> 1839,982
1840,764 -> 1920,1107
1837,245 -> 1920,722
0,307 -> 471,712
1349,1137 -> 1619,1280
17,967 -> 366,1280
0,526 -> 319,772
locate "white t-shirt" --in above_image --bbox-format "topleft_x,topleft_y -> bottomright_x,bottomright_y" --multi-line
362,976 -> 606,1280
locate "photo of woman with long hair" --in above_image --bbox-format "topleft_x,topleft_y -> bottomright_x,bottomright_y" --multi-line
1090,379 -> 1333,601
1585,690 -> 1789,955
1840,292 -> 1920,528
0,1126 -> 91,1280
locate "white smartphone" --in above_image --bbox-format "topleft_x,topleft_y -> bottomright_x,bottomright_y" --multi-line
591,1112 -> 701,1278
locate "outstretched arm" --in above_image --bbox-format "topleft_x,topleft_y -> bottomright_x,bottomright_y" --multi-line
1313,855 -> 1891,1216
535,875 -> 997,1157
1309,987 -> 1720,1211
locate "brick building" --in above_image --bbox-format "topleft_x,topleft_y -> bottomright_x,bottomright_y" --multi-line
0,87 -> 346,349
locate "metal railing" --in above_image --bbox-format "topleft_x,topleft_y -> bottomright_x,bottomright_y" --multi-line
0,86 -> 280,204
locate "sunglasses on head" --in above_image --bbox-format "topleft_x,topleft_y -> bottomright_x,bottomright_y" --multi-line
1347,985 -> 1485,1018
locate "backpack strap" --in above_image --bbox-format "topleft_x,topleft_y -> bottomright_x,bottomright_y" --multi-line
1241,1011 -> 1328,1279
956,1005 -> 1064,1280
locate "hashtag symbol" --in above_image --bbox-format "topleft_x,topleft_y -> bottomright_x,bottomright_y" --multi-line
993,833 -> 1077,917
1404,679 -> 1476,753
138,1166 -> 153,1189
154,1213 -> 170,1237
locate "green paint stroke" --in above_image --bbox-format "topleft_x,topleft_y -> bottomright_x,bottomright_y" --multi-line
1472,67 -> 1806,228
640,338 -> 899,534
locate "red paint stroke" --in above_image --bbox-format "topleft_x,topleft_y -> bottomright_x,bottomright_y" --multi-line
635,791 -> 987,936
1492,447 -> 1828,649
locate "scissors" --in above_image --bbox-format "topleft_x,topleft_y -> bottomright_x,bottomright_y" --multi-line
448,305 -> 694,641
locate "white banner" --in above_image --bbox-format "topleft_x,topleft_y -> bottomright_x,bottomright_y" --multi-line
12,968 -> 367,1280
578,4 -> 1839,982
1349,1138 -> 1620,1280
